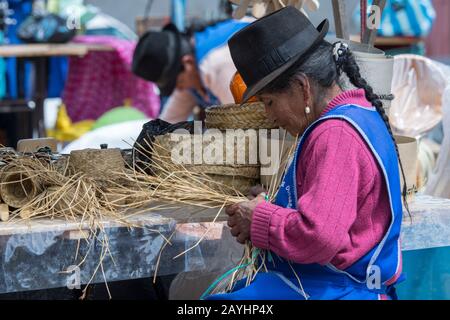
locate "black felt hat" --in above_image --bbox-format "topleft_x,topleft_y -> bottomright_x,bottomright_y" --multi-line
228,7 -> 329,102
132,23 -> 191,96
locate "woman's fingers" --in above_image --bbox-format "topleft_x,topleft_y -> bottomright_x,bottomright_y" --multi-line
228,207 -> 252,243
237,232 -> 249,244
230,226 -> 240,237
227,214 -> 237,228
248,185 -> 267,199
225,204 -> 239,216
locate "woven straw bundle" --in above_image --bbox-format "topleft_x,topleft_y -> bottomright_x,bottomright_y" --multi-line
185,164 -> 260,195
37,186 -> 92,217
152,133 -> 260,195
185,164 -> 259,178
205,102 -> 277,130
52,155 -> 71,176
69,149 -> 125,181
0,161 -> 44,209
154,132 -> 259,166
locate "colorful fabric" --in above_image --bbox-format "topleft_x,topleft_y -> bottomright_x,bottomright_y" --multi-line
275,105 -> 403,286
47,56 -> 69,98
5,0 -> 32,99
355,0 -> 436,37
207,265 -> 394,300
47,104 -> 94,142
62,35 -> 160,122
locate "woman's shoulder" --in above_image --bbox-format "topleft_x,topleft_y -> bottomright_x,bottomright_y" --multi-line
307,118 -> 365,144
302,118 -> 377,172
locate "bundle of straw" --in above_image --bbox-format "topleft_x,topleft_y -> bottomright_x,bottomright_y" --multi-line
205,102 -> 278,130
0,151 -> 173,299
152,133 -> 261,195
0,159 -> 45,209
0,129 -> 299,298
120,134 -> 299,295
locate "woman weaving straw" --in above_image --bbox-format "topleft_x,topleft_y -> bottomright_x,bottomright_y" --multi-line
206,7 -> 408,300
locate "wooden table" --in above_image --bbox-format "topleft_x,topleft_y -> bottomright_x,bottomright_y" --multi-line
0,43 -> 113,58
0,43 -> 114,142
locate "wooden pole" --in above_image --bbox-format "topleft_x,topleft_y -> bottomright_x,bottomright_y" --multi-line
332,0 -> 349,40
363,0 -> 387,46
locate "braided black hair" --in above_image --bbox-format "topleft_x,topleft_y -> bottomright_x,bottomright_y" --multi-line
340,48 -> 411,218
261,39 -> 410,217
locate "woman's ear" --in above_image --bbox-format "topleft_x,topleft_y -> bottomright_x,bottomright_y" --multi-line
294,73 -> 312,107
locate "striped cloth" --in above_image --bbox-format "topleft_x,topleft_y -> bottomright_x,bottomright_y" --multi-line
356,0 -> 436,37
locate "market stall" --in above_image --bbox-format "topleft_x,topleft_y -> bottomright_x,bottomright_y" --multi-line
0,0 -> 449,302
0,194 -> 449,299
0,43 -> 114,139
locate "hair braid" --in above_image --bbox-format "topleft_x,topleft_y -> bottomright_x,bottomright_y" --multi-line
341,50 -> 411,217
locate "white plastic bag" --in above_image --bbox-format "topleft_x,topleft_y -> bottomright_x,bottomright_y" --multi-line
425,85 -> 450,198
390,54 -> 450,138
61,119 -> 149,153
390,55 -> 450,195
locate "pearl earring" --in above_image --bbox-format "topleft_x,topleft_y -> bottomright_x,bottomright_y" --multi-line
305,106 -> 311,114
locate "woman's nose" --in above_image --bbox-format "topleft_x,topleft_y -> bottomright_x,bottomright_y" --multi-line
265,109 -> 277,124
264,105 -> 273,118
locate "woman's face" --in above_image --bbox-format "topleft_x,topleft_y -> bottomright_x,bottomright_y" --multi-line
176,54 -> 203,91
258,81 -> 312,136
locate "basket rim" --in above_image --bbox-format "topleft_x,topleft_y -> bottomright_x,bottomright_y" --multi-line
205,101 -> 265,113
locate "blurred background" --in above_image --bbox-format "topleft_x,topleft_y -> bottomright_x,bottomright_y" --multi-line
0,0 -> 450,300
0,0 -> 448,150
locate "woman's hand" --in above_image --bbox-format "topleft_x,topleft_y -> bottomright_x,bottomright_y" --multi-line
247,185 -> 267,200
226,193 -> 266,244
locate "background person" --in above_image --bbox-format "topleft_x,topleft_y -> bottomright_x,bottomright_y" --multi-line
132,13 -> 251,123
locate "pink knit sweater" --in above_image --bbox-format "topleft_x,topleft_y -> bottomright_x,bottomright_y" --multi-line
251,89 -> 391,270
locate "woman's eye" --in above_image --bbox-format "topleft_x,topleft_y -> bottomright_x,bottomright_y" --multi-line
267,100 -> 273,107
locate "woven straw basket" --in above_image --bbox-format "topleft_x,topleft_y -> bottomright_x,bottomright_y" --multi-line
69,149 -> 125,182
205,102 -> 277,130
0,161 -> 43,209
395,135 -> 418,201
153,133 -> 260,195
154,131 -> 260,165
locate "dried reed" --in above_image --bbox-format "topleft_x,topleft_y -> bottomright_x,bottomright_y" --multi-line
0,128 -> 302,299
118,133 -> 300,297
0,151 -> 172,299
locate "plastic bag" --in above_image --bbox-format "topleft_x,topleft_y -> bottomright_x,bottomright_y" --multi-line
169,270 -> 225,300
390,54 -> 450,138
424,85 -> 450,198
133,119 -> 195,171
17,13 -> 76,43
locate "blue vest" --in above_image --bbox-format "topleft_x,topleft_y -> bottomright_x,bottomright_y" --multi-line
206,104 -> 404,300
